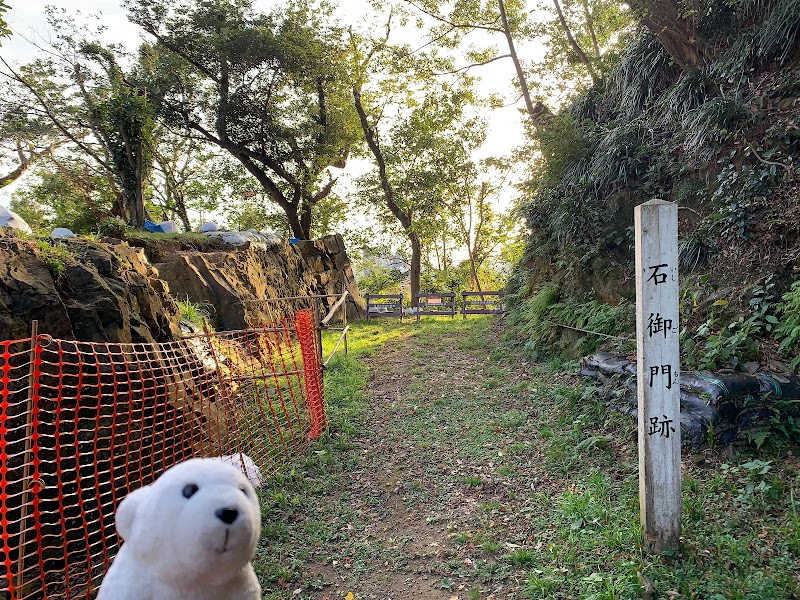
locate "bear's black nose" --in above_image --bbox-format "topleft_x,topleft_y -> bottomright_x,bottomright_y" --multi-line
215,507 -> 239,525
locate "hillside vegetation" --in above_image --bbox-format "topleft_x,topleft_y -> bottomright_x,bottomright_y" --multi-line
509,0 -> 800,371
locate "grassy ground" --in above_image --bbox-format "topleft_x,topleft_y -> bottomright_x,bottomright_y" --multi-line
253,317 -> 800,599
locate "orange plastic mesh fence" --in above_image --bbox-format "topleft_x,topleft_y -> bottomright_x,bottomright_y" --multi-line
0,309 -> 324,600
295,310 -> 325,440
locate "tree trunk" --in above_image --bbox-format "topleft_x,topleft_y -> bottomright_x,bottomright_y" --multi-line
409,230 -> 422,308
118,190 -> 147,228
468,252 -> 481,292
552,0 -> 598,81
299,202 -> 313,239
287,208 -> 305,239
175,195 -> 191,232
497,0 -> 554,129
628,0 -> 705,69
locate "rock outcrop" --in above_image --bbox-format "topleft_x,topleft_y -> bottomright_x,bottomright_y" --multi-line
0,231 -> 181,343
1,230 -> 364,343
151,234 -> 364,331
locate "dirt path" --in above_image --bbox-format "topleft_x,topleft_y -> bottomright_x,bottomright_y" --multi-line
259,320 -> 800,599
302,323 -> 565,600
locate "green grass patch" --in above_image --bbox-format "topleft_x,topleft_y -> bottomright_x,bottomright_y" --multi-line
253,317 -> 800,599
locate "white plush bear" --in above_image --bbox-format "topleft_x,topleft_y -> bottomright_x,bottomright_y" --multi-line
215,453 -> 263,488
97,458 -> 262,600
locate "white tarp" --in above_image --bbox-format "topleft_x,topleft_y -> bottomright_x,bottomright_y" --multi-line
51,227 -> 77,239
0,206 -> 32,234
156,220 -> 178,233
202,229 -> 283,247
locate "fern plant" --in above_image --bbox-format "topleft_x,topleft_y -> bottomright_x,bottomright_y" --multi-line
776,280 -> 800,370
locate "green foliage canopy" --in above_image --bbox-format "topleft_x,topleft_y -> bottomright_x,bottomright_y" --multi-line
0,11 -> 156,227
126,0 -> 361,239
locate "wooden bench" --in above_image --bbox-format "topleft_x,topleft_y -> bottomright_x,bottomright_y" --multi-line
364,293 -> 404,321
413,292 -> 456,321
461,291 -> 504,318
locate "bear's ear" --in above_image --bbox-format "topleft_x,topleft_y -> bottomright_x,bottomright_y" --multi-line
115,485 -> 151,542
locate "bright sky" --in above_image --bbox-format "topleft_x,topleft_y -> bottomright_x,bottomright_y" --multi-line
0,0 -> 541,219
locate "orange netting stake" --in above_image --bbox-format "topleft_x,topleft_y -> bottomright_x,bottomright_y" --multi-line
1,340 -> 18,599
1,317 -> 324,599
295,310 -> 325,440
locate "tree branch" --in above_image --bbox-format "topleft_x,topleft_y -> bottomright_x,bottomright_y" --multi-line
433,53 -> 511,75
353,84 -> 410,230
134,21 -> 217,81
0,57 -> 116,176
0,141 -> 62,188
552,0 -> 597,81
311,176 -> 337,203
402,0 -> 505,33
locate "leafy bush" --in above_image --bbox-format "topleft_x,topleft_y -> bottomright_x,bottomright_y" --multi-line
776,280 -> 800,370
356,265 -> 405,295
709,151 -> 783,239
682,280 -> 781,370
506,286 -> 634,359
35,240 -> 74,278
97,218 -> 127,238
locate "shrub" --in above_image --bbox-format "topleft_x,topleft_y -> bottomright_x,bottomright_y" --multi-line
97,218 -> 127,238
35,240 -> 74,278
506,286 -> 634,359
776,280 -> 800,370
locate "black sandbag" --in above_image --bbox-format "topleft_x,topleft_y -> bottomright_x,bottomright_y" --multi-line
580,353 -> 799,448
757,372 -> 800,399
606,389 -> 637,416
679,371 -> 761,404
736,406 -> 777,428
581,352 -> 636,376
679,391 -> 720,447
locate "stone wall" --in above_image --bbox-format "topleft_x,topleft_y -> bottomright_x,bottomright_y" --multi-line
0,231 -> 181,343
152,233 -> 364,331
0,230 -> 364,343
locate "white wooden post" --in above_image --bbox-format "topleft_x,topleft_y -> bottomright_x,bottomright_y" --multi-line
635,199 -> 681,553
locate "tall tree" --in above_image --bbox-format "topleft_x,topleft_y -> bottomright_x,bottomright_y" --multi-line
148,131 -> 223,230
445,159 -> 514,291
404,0 -> 553,128
353,73 -> 482,304
528,0 -> 631,97
0,13 -> 156,227
403,0 -> 630,112
627,0 -> 706,69
126,0 -> 360,239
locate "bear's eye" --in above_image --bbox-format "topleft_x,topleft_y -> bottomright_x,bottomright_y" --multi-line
239,486 -> 248,496
182,484 -> 199,499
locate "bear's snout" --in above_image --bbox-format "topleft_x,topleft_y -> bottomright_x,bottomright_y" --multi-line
215,507 -> 239,525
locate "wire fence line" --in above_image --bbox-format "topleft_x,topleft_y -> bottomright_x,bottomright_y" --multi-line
0,309 -> 324,600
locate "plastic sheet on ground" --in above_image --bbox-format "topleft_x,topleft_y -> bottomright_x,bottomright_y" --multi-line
202,228 -> 283,247
581,352 -> 800,448
144,219 -> 178,233
50,227 -> 77,239
0,206 -> 32,233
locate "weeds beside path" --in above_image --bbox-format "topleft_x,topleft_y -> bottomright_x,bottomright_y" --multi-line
256,318 -> 800,600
